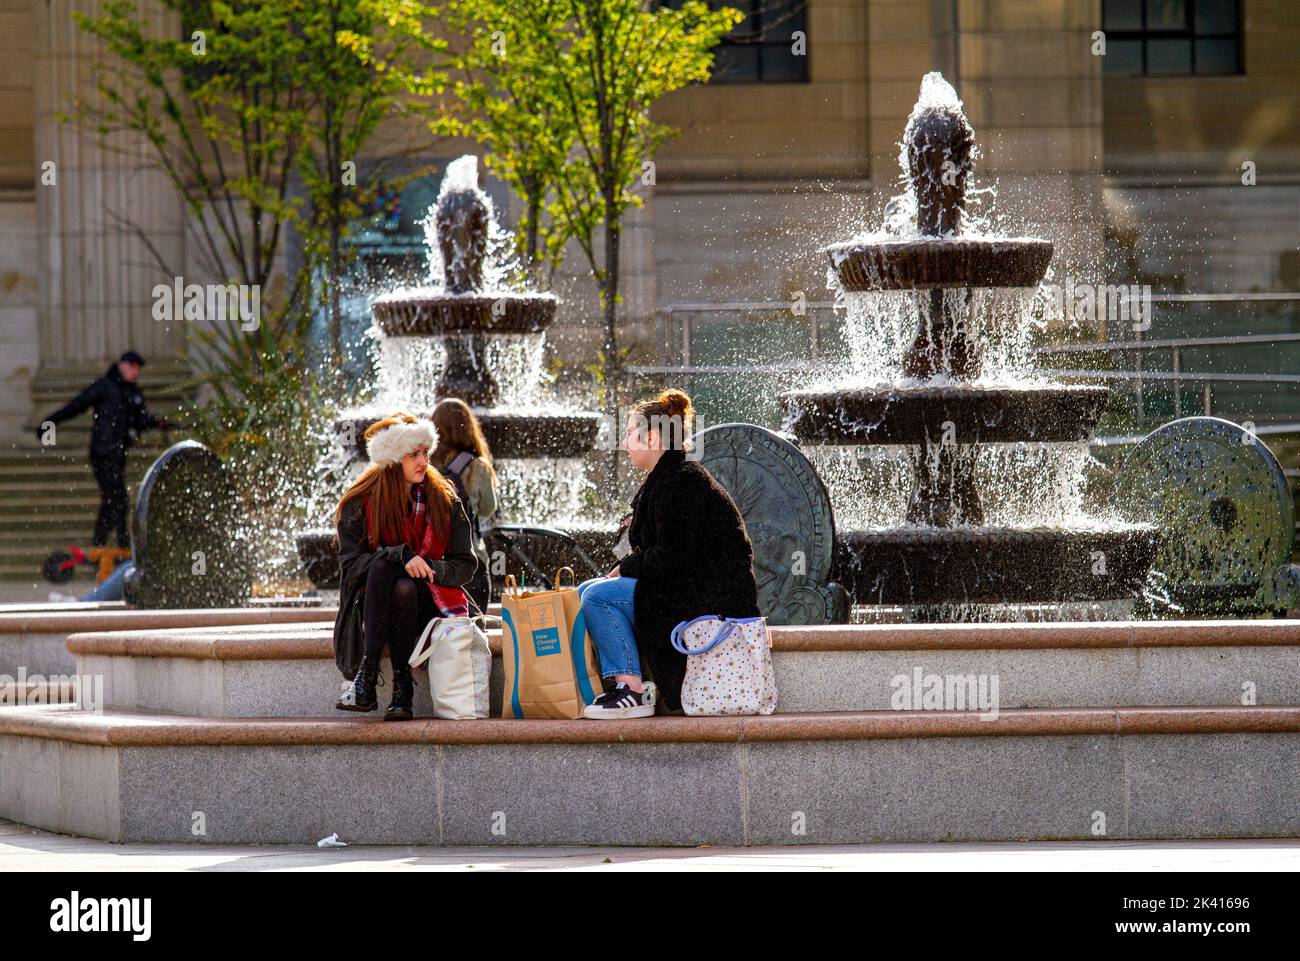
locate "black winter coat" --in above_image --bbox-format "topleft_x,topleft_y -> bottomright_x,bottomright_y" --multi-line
619,448 -> 760,711
44,365 -> 160,457
332,494 -> 478,679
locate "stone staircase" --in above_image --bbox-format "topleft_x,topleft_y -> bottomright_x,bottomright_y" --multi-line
1,617 -> 1298,845
0,440 -> 171,584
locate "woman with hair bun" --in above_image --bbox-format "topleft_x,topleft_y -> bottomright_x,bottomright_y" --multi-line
332,412 -> 478,720
579,388 -> 760,718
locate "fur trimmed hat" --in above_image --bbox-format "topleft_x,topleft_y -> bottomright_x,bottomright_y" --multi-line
366,418 -> 436,468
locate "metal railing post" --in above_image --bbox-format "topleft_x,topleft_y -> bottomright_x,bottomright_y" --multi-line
1172,346 -> 1181,416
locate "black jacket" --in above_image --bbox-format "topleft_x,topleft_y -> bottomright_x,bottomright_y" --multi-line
332,493 -> 478,679
45,365 -> 160,457
619,448 -> 760,711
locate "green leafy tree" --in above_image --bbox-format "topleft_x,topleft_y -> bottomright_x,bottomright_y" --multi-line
305,0 -> 448,376
444,0 -> 739,397
536,0 -> 739,410
441,0 -> 579,283
65,0 -> 443,577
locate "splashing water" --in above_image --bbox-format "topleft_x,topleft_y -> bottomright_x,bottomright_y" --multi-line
808,442 -> 1108,531
809,287 -> 1046,389
419,155 -> 523,294
309,153 -> 611,540
494,458 -> 596,526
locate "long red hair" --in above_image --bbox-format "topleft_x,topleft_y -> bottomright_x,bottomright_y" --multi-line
335,413 -> 459,546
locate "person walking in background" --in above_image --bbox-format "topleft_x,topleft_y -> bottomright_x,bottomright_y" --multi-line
431,398 -> 498,612
38,351 -> 170,549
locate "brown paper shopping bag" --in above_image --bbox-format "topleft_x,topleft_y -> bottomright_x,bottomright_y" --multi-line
500,568 -> 604,719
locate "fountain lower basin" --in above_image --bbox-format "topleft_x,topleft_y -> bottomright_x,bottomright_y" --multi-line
832,523 -> 1161,605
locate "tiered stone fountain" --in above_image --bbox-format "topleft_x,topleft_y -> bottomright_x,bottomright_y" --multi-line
297,156 -> 606,586
781,74 -> 1161,609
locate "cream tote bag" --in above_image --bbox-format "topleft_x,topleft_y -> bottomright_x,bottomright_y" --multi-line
409,615 -> 492,720
669,614 -> 777,716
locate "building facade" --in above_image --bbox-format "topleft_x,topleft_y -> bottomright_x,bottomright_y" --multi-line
1,0 -> 1297,445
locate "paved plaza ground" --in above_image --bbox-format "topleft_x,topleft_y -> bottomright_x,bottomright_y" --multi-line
2,820 -> 1296,872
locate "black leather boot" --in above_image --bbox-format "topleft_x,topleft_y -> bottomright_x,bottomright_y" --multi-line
337,655 -> 380,712
385,662 -> 414,721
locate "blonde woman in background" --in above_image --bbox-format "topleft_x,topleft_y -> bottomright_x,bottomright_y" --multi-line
431,398 -> 498,611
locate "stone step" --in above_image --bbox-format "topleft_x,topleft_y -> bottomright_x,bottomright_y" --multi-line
60,618 -> 1300,718
0,546 -> 111,561
0,569 -> 90,584
0,528 -> 103,542
0,497 -> 131,511
1,703 -> 1296,844
0,607 -> 338,676
0,480 -> 106,495
0,448 -> 163,466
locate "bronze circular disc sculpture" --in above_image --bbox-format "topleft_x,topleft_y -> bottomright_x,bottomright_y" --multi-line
1115,416 -> 1300,616
694,422 -> 850,624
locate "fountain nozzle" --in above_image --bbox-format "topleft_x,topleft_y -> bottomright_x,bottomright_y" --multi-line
905,72 -> 975,237
435,156 -> 490,294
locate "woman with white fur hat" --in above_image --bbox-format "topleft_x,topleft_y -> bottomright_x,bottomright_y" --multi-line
332,412 -> 478,720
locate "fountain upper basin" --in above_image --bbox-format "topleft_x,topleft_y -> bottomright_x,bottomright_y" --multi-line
828,237 -> 1054,290
372,291 -> 557,336
782,383 -> 1111,445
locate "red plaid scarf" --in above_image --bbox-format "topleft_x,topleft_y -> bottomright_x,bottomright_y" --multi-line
365,484 -> 469,616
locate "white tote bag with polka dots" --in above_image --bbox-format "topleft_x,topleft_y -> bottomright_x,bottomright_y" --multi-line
670,615 -> 777,716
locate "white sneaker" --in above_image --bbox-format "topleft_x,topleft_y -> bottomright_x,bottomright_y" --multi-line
582,682 -> 657,719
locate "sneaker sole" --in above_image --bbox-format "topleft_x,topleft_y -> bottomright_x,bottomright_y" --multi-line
581,704 -> 656,720
335,703 -> 378,712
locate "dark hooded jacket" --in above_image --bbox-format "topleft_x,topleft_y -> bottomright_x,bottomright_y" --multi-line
44,364 -> 160,456
619,448 -> 761,711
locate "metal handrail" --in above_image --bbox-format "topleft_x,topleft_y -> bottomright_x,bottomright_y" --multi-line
647,295 -> 1300,419
1052,369 -> 1300,384
628,364 -> 1300,385
1041,332 -> 1300,354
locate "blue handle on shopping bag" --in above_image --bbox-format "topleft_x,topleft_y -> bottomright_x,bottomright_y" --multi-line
671,614 -> 737,655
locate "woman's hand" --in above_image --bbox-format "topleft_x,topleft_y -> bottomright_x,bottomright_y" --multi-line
405,555 -> 435,580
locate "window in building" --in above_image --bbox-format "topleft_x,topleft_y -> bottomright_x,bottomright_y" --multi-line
662,0 -> 809,83
1102,0 -> 1242,76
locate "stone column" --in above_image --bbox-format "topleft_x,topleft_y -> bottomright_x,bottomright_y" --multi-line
30,0 -> 188,428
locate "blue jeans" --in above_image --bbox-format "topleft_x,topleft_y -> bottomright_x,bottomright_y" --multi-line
80,561 -> 133,602
578,576 -> 640,679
